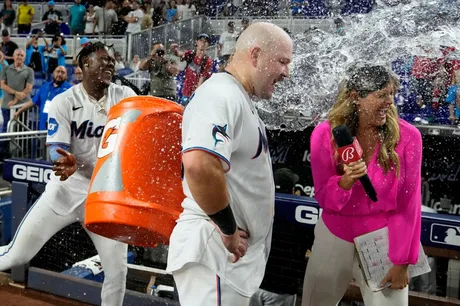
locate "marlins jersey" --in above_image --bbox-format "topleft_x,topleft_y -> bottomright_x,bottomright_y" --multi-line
45,83 -> 136,214
167,72 -> 275,297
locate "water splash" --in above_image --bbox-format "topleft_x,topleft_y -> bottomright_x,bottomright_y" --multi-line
257,0 -> 460,130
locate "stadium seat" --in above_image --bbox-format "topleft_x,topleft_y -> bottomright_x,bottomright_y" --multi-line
341,0 -> 374,15
65,64 -> 74,78
59,23 -> 71,36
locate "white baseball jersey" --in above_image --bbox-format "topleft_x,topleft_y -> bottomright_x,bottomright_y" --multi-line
167,72 -> 275,297
45,83 -> 136,215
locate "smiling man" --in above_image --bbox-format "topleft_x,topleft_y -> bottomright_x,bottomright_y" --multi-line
167,22 -> 293,306
0,42 -> 136,306
14,65 -> 72,130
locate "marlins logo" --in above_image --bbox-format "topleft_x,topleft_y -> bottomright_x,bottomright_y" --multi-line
252,127 -> 269,159
212,124 -> 231,147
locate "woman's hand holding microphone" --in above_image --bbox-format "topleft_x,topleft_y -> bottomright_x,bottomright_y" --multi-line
339,159 -> 367,190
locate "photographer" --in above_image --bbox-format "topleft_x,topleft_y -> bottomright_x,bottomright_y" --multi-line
139,42 -> 179,101
45,34 -> 67,81
25,30 -> 49,74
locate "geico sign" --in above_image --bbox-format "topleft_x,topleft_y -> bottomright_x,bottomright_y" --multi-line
295,205 -> 322,225
12,165 -> 52,183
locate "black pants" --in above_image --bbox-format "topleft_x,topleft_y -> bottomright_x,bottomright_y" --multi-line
17,24 -> 31,34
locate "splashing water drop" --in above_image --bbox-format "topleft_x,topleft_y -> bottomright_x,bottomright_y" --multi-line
258,1 -> 460,130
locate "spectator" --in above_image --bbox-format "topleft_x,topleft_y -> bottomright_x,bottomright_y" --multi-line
241,16 -> 250,32
114,52 -> 125,71
72,66 -> 83,85
69,0 -> 86,35
249,168 -> 301,306
220,1 -> 238,17
42,1 -> 63,36
17,0 -> 34,35
152,1 -> 166,26
195,0 -> 207,15
113,0 -> 132,35
0,49 -> 34,133
218,54 -> 231,72
14,66 -> 71,130
0,30 -> 18,65
0,52 -> 7,128
45,35 -> 67,81
180,0 -> 197,20
130,54 -> 140,72
171,33 -> 213,105
411,48 -> 440,108
447,70 -> 460,123
140,5 -> 153,30
125,0 -> 144,34
176,0 -> 186,19
139,43 -> 179,100
84,5 -> 98,35
0,0 -> 16,35
164,0 -> 178,23
25,30 -> 49,74
94,0 -> 118,35
79,36 -> 91,48
218,21 -> 238,59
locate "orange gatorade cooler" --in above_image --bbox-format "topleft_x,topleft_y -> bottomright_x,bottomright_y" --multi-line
85,96 -> 185,247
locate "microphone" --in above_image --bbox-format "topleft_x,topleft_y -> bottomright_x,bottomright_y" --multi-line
332,125 -> 378,202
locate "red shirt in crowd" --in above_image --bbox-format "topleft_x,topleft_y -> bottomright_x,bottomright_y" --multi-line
411,56 -> 440,80
181,50 -> 213,97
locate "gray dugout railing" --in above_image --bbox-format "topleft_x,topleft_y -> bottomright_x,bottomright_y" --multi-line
1,105 -> 48,161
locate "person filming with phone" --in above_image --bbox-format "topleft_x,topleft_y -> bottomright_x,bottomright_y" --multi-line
302,65 -> 423,306
139,42 -> 179,101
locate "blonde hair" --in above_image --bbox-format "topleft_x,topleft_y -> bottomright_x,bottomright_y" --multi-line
328,66 -> 401,175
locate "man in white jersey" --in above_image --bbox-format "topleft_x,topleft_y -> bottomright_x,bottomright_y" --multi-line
167,22 -> 293,306
0,42 -> 136,306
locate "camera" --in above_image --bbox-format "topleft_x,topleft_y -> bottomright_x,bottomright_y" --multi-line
156,49 -> 165,57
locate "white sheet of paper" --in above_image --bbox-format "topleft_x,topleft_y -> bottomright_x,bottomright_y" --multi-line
354,227 -> 431,292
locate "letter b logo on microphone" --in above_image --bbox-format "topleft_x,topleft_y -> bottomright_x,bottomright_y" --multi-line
337,138 -> 363,164
341,147 -> 355,163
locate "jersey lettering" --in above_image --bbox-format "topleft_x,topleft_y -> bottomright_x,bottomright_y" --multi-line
71,120 -> 104,139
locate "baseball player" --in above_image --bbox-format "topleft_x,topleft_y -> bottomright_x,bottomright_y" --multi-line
167,23 -> 293,306
0,42 -> 136,306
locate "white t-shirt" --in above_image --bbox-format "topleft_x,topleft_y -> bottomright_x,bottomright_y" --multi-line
219,31 -> 238,56
166,72 -> 275,297
180,4 -> 196,20
85,12 -> 98,33
45,83 -> 136,215
126,8 -> 144,33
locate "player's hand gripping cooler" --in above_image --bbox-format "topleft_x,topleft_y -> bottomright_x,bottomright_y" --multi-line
85,96 -> 185,247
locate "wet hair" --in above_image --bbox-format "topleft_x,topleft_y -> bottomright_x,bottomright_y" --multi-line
329,65 -> 401,174
76,41 -> 114,69
347,65 -> 392,98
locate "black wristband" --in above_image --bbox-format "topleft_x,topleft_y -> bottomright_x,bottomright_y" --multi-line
208,205 -> 237,236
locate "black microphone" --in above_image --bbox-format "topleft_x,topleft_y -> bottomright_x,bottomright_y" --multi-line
332,125 -> 378,202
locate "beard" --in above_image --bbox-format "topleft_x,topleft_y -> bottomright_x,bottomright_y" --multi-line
54,78 -> 65,86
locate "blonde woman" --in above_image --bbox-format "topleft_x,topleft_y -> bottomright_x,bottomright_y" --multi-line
302,65 -> 422,306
